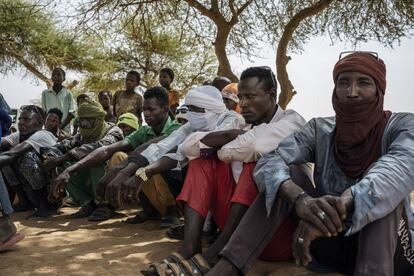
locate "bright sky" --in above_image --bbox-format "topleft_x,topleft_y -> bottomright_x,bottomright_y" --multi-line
1,36 -> 413,121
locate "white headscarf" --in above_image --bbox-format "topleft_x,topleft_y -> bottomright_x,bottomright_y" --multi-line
184,85 -> 227,131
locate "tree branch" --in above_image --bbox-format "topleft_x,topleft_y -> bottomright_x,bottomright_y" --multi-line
277,0 -> 335,108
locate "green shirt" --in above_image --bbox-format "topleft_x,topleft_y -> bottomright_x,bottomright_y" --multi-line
125,117 -> 181,149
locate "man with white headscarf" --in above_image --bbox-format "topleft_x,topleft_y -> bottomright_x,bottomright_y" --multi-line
99,85 -> 244,223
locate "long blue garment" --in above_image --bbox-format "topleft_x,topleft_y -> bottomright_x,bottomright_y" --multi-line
0,171 -> 13,215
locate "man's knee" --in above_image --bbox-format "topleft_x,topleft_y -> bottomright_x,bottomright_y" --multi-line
108,151 -> 128,168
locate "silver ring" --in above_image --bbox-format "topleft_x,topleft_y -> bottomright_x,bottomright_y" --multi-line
317,211 -> 327,220
297,237 -> 304,244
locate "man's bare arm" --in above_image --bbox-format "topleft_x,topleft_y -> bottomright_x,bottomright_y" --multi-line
200,129 -> 246,149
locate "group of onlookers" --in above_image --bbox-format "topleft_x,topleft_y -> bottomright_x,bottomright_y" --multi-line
1,52 -> 414,276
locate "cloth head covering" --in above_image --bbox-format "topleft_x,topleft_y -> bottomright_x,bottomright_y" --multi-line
184,85 -> 227,131
175,106 -> 188,122
222,83 -> 240,113
332,52 -> 391,178
77,100 -> 108,143
117,112 -> 139,130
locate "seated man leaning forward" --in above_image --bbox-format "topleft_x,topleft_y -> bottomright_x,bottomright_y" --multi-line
98,85 -> 245,225
0,105 -> 58,219
45,100 -> 123,220
51,87 -> 181,222
143,66 -> 308,275
205,52 -> 414,276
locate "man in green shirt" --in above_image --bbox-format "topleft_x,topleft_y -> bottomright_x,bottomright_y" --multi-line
52,87 -> 181,222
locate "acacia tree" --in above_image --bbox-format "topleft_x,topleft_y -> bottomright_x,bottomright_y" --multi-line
77,0 -> 266,82
0,0 -> 103,87
80,16 -> 217,94
260,0 -> 414,108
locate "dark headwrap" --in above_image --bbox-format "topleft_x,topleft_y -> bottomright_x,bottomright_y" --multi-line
332,52 -> 391,178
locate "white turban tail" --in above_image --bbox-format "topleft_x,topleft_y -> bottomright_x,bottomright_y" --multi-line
184,85 -> 227,131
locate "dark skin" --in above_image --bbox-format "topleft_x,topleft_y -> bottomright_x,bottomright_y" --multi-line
211,77 -> 231,92
0,110 -> 43,167
118,123 -> 136,136
44,113 -> 61,136
159,72 -> 179,113
51,69 -> 75,130
223,98 -> 238,111
125,73 -> 139,93
206,72 -> 373,275
49,98 -> 169,201
169,77 -> 279,264
98,92 -> 112,110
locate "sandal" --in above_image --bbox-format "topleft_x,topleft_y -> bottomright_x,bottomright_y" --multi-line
0,232 -> 25,252
165,224 -> 184,240
160,215 -> 181,228
69,201 -> 97,219
124,211 -> 160,224
88,205 -> 115,221
141,252 -> 186,276
179,254 -> 211,275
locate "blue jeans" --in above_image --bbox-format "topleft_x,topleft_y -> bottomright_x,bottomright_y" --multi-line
0,172 -> 13,215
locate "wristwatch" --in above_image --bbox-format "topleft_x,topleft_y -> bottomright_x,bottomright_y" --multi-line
135,167 -> 148,182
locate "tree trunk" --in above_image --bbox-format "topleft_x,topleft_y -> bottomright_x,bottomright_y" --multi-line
276,0 -> 334,109
9,51 -> 52,87
214,26 -> 238,82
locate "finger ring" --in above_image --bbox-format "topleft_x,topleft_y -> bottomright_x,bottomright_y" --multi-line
297,237 -> 304,244
317,211 -> 327,220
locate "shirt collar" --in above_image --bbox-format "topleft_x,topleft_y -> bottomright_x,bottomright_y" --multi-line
147,116 -> 173,136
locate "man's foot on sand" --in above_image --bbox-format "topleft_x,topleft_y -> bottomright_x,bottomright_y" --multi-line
0,232 -> 25,252
26,208 -> 58,220
124,211 -> 160,224
68,201 -> 97,219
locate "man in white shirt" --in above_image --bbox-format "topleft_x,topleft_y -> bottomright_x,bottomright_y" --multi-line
142,67 -> 308,275
0,105 -> 58,219
97,85 -> 245,224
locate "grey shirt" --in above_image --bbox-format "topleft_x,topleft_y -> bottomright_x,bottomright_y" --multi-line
254,113 -> 414,245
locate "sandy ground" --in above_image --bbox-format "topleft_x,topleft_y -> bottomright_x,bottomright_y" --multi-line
0,208 -> 339,276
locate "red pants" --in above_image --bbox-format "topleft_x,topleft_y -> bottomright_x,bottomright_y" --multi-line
177,156 -> 296,261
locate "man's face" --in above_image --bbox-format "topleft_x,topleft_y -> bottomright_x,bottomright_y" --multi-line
51,70 -> 65,85
79,118 -> 96,129
45,113 -> 60,132
118,123 -> 135,136
335,72 -> 377,103
238,77 -> 276,124
18,110 -> 42,135
143,98 -> 168,127
125,74 -> 139,91
223,98 -> 237,111
77,95 -> 89,107
159,72 -> 172,89
98,93 -> 111,109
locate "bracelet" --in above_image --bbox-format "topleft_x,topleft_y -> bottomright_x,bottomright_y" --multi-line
292,191 -> 308,208
135,167 -> 148,182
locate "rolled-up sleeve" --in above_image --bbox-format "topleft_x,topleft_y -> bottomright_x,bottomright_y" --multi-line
140,124 -> 193,164
254,119 -> 316,215
218,114 -> 305,163
348,114 -> 414,235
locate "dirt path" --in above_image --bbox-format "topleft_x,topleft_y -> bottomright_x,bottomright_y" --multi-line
0,208 -> 336,276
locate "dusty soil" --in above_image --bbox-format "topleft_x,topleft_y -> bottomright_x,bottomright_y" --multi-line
0,208 -> 339,276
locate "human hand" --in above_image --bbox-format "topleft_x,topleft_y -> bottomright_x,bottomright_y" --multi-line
292,220 -> 326,267
295,194 -> 346,237
49,170 -> 71,201
43,156 -> 57,171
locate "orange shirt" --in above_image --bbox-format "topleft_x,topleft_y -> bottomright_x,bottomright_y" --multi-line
168,89 -> 180,108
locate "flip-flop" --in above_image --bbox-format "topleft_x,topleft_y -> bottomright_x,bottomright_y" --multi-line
88,205 -> 115,222
160,215 -> 181,228
123,211 -> 160,224
0,232 -> 25,252
165,224 -> 185,240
